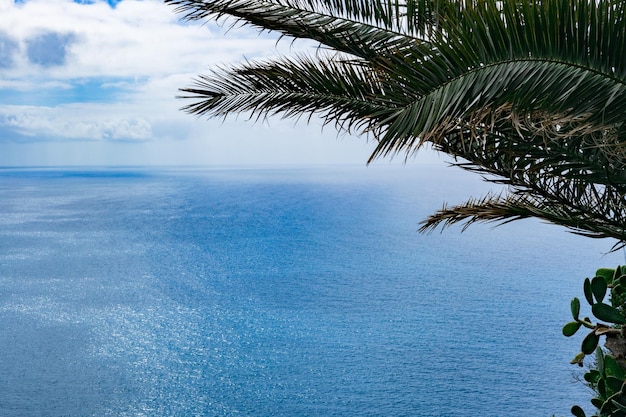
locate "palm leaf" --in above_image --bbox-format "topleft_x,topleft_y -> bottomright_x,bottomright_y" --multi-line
164,0 -> 436,58
419,192 -> 626,246
178,53 -> 399,136
168,0 -> 626,245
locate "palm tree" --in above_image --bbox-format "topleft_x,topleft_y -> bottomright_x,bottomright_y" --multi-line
164,0 -> 626,247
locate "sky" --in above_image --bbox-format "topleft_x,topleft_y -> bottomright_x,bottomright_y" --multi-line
0,0 -> 447,167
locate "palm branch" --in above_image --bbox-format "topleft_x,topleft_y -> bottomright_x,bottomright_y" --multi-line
166,0 -> 626,244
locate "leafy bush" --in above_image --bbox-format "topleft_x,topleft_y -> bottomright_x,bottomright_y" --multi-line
565,267 -> 626,416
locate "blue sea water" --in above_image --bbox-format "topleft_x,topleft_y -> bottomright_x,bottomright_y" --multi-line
0,165 -> 621,417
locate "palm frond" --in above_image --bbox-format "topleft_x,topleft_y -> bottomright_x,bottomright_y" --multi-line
169,0 -> 626,245
419,191 -> 626,245
164,0 -> 433,58
165,0 -> 463,36
426,107 -> 626,183
178,53 -> 399,135
363,0 -> 626,160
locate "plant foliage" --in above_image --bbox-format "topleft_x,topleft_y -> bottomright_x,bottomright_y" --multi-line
565,267 -> 626,416
165,0 -> 626,246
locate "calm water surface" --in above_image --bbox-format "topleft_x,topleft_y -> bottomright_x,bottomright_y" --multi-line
0,165 -> 620,416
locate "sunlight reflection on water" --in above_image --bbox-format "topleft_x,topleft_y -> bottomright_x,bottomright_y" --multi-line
0,166 -> 618,416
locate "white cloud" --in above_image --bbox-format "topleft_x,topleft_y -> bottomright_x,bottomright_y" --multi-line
0,0 -> 297,149
0,103 -> 152,141
0,0 -> 441,166
0,0 -> 287,80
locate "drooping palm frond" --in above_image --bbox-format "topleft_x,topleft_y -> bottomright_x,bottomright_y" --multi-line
366,0 -> 626,160
178,53 -> 397,135
166,0 -> 464,39
167,0 -> 626,245
427,107 -> 626,243
165,0 -> 435,58
419,184 -> 626,244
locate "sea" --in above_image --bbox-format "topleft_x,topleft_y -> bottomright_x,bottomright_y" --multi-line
0,164 -> 621,417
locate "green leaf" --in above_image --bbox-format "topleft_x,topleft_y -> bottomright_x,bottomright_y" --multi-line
584,369 -> 601,384
584,278 -> 594,306
563,321 -> 582,337
582,331 -> 600,355
597,347 -> 606,376
598,378 -> 607,399
613,284 -> 626,296
606,376 -> 623,393
593,303 -> 626,324
596,268 -> 616,283
571,297 -> 581,320
592,276 -> 608,303
571,405 -> 586,417
591,398 -> 604,409
604,355 -> 626,379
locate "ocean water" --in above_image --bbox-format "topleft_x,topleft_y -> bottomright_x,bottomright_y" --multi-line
0,165 -> 621,417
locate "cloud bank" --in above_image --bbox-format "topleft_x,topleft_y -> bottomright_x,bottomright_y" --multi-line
0,0 -> 378,166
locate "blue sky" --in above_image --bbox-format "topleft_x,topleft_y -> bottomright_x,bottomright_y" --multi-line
0,0 -> 407,166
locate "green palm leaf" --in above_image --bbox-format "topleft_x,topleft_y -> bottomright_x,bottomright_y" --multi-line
178,53 -> 398,136
167,0 -> 626,246
165,0 -> 434,58
419,191 -> 626,246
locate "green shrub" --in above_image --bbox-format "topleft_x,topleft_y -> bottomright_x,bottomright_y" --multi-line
564,267 -> 626,416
